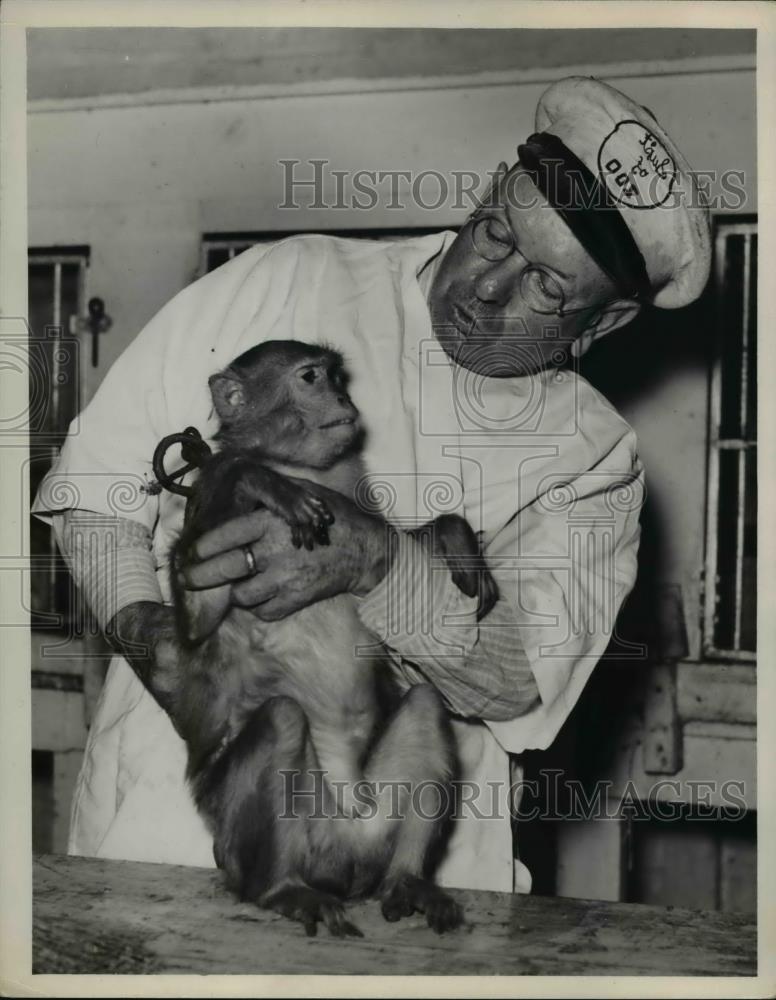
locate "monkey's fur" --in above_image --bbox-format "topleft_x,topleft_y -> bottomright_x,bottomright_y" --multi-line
160,340 -> 498,937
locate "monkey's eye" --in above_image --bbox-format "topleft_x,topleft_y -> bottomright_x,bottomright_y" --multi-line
300,368 -> 318,384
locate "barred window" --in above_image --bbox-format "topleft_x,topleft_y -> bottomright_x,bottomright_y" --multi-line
28,247 -> 89,629
703,218 -> 757,659
200,234 -> 257,274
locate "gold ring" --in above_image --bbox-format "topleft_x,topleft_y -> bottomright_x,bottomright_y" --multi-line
243,544 -> 258,576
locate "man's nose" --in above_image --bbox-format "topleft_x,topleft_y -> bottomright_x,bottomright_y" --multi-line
473,260 -> 520,307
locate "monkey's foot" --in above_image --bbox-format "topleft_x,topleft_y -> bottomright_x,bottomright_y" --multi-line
268,885 -> 364,938
380,875 -> 463,934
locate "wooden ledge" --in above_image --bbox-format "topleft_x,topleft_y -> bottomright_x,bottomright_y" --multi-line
33,854 -> 756,976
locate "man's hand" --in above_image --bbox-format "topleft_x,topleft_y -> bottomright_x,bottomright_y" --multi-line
180,483 -> 395,622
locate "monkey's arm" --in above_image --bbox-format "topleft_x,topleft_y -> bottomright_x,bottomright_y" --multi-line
363,454 -> 643,728
186,456 -> 334,552
232,464 -> 334,550
180,486 -> 392,619
355,531 -> 540,722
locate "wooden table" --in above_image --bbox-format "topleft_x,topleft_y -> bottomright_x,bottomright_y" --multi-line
33,854 -> 756,976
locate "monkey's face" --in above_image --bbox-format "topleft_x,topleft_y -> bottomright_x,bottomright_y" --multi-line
210,343 -> 363,470
278,355 -> 363,468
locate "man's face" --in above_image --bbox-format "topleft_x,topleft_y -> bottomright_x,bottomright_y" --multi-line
428,166 -> 619,377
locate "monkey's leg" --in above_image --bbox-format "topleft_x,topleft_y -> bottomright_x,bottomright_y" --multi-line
362,683 -> 463,933
197,695 -> 362,938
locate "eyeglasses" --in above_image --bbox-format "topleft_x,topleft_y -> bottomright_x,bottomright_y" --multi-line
469,213 -> 594,318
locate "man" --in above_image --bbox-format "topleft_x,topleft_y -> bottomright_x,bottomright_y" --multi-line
33,77 -> 710,894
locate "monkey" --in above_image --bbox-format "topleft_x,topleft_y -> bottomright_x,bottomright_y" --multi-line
154,340 -> 499,937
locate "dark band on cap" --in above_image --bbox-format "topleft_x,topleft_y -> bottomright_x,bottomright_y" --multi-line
516,131 -> 652,301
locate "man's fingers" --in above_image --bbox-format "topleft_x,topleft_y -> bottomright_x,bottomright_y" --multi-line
191,510 -> 271,562
232,567 -> 303,620
250,600 -> 292,622
183,545 -> 268,590
231,574 -> 280,610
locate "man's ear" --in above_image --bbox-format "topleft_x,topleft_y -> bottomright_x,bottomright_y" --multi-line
472,160 -> 510,214
208,370 -> 245,422
570,300 -> 641,358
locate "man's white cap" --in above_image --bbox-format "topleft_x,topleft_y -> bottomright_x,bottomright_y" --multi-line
520,76 -> 711,309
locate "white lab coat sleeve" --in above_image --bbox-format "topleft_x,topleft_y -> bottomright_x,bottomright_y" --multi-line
482,425 -> 645,754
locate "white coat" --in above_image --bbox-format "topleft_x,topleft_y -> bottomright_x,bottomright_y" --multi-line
33,231 -> 643,894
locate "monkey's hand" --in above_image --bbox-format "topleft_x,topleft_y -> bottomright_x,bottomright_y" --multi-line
235,466 -> 334,550
408,514 -> 499,621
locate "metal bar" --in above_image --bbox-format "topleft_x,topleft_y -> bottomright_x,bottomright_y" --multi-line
703,221 -> 758,660
740,235 -> 751,438
733,437 -> 746,651
76,257 -> 89,409
702,228 -> 726,656
732,233 -> 753,652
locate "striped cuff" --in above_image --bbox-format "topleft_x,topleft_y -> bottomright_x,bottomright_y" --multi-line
357,529 -> 480,662
52,510 -> 164,630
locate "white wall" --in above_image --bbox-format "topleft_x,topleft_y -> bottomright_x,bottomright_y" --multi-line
27,65 -> 756,660
28,67 -> 755,375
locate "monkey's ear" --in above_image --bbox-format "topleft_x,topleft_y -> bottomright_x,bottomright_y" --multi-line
208,371 -> 246,422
